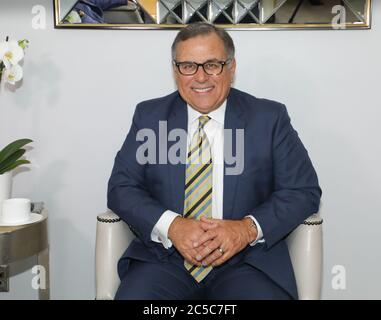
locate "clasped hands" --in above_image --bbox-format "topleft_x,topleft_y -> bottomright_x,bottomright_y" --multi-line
168,216 -> 257,267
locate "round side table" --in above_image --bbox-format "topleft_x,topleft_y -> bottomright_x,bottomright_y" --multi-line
0,207 -> 49,299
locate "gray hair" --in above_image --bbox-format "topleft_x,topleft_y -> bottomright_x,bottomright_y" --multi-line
171,22 -> 235,61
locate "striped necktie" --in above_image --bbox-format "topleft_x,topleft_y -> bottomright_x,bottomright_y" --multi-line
184,115 -> 213,282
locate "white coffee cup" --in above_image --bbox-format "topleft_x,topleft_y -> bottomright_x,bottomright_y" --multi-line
1,198 -> 31,224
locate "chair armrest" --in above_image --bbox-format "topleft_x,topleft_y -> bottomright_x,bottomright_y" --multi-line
95,210 -> 135,300
286,213 -> 323,300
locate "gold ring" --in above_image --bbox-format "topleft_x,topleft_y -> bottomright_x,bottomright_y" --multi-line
218,247 -> 224,254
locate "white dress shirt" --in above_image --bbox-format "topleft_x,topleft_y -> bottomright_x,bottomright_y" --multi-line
151,101 -> 264,249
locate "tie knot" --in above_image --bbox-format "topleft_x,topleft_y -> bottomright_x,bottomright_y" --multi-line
198,116 -> 211,129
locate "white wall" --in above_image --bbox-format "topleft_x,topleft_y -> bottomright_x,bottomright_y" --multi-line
0,0 -> 380,299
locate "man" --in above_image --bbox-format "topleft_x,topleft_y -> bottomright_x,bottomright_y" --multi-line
65,0 -> 128,23
108,22 -> 321,299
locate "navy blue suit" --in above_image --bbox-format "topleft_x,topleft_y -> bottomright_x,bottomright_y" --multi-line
107,88 -> 321,299
74,0 -> 127,23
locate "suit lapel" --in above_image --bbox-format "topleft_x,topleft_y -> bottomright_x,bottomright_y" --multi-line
167,94 -> 188,215
223,89 -> 246,220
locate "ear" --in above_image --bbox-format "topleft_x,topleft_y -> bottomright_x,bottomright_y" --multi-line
172,67 -> 176,78
229,58 -> 237,74
172,63 -> 179,80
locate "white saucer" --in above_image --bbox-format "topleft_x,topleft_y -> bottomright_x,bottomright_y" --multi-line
0,213 -> 43,226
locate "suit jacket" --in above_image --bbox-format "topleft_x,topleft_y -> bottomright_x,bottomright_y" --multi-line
74,0 -> 127,23
107,88 -> 322,299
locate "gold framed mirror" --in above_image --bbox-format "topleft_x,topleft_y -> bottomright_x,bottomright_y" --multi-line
54,0 -> 372,29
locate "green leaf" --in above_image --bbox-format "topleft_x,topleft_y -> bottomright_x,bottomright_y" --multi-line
18,39 -> 29,50
0,139 -> 33,164
0,160 -> 30,175
0,149 -> 26,172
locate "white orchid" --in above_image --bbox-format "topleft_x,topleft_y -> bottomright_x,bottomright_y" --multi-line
0,40 -> 24,69
3,64 -> 23,85
0,37 -> 28,85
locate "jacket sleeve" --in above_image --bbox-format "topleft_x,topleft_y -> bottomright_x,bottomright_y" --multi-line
252,104 -> 322,249
107,104 -> 168,248
91,0 -> 128,10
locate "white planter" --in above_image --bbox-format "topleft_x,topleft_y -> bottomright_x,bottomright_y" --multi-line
0,171 -> 13,216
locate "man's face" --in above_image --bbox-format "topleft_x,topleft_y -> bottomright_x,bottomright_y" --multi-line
173,33 -> 236,114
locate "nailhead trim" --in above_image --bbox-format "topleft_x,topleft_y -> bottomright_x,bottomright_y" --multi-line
97,216 -> 322,225
97,217 -> 122,223
303,218 -> 323,226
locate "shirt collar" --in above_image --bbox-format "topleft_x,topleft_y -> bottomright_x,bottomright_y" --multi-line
187,101 -> 226,126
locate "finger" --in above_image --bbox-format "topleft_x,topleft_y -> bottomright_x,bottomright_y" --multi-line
188,247 -> 205,263
201,216 -> 222,223
200,221 -> 218,231
184,253 -> 202,266
193,230 -> 217,248
211,257 -> 225,267
194,240 -> 212,255
211,253 -> 229,267
212,246 -> 236,266
195,239 -> 221,261
187,247 -> 199,257
202,247 -> 224,266
200,217 -> 219,228
195,244 -> 212,262
200,216 -> 214,224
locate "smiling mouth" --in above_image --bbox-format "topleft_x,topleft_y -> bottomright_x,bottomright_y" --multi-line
192,86 -> 214,93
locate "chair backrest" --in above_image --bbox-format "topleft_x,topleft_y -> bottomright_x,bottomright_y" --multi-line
95,211 -> 323,300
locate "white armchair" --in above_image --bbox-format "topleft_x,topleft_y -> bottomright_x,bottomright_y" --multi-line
95,211 -> 323,300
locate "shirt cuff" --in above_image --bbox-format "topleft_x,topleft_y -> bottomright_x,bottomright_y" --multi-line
245,215 -> 265,246
151,210 -> 181,249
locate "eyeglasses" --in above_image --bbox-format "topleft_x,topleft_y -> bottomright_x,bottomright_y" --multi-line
173,59 -> 232,76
